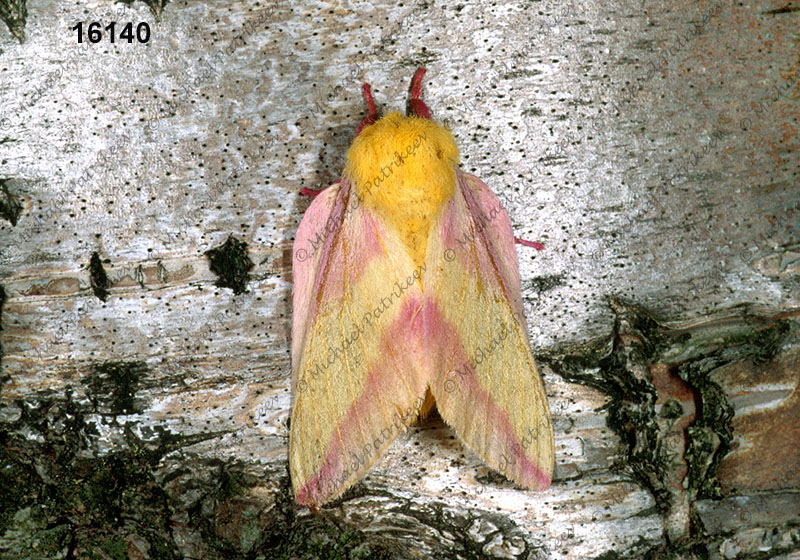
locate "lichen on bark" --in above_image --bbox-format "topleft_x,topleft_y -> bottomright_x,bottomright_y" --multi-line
205,235 -> 254,295
0,180 -> 23,226
0,0 -> 27,43
89,251 -> 111,302
541,297 -> 792,551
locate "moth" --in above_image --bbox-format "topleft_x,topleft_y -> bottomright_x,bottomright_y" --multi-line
290,67 -> 553,506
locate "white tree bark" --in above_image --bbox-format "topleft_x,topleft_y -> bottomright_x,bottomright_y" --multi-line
1,0 -> 798,558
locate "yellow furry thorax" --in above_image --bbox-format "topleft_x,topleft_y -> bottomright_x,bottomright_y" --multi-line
344,112 -> 460,264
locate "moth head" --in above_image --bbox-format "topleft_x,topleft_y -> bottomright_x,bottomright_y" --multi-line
344,69 -> 460,264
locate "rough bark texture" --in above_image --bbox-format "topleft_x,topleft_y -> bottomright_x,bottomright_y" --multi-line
1,0 -> 798,559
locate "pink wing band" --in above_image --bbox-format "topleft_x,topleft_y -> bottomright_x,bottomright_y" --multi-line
296,296 -> 428,505
424,300 -> 552,489
439,170 -> 526,323
292,180 -> 386,367
308,180 -> 385,305
298,293 -> 549,504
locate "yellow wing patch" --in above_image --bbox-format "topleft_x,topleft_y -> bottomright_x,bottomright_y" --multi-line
423,171 -> 554,489
290,181 -> 431,504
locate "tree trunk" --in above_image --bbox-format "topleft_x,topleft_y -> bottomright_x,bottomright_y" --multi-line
1,0 -> 798,558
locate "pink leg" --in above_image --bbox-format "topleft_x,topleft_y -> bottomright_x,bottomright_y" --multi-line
514,237 -> 545,250
299,187 -> 323,198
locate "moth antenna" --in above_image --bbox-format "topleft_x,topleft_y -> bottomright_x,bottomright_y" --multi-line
355,82 -> 379,135
408,66 -> 432,119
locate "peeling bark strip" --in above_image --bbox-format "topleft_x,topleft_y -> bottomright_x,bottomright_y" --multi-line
541,297 -> 793,548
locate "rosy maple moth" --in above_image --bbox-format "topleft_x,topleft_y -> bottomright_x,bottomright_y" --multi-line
290,67 -> 554,506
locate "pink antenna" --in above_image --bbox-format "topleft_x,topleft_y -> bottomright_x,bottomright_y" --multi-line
409,67 -> 432,119
354,83 -> 378,136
